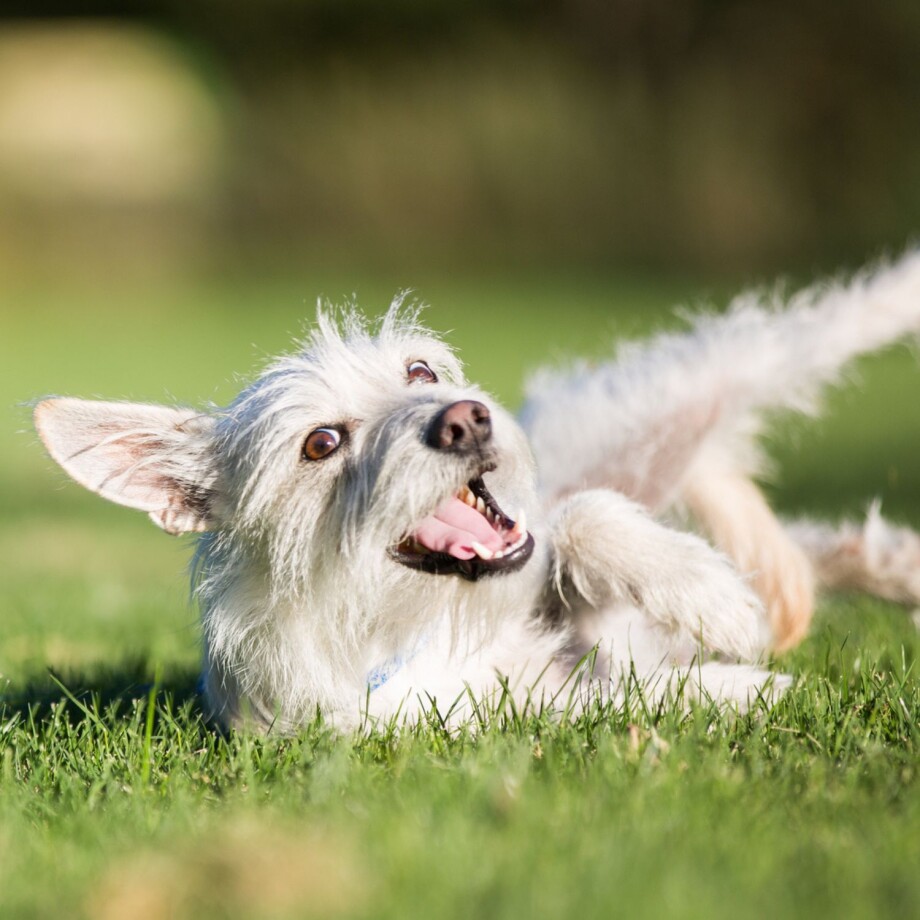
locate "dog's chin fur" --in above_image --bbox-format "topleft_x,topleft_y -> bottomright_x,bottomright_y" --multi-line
198,539 -> 556,732
33,253 -> 920,733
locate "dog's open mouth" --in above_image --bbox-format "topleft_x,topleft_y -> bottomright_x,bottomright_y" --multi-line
389,475 -> 535,581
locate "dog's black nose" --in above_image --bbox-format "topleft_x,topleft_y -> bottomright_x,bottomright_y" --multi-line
426,400 -> 492,452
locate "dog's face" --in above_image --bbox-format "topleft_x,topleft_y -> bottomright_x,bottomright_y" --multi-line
34,307 -> 539,605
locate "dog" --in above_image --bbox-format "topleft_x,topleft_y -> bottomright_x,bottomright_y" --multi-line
33,252 -> 920,733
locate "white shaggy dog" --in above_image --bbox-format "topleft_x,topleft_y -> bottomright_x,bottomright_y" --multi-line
34,253 -> 920,733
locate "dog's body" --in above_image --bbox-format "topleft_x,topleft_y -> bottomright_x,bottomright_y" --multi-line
34,253 -> 920,732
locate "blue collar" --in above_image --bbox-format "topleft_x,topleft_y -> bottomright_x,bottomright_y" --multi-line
367,655 -> 405,691
366,635 -> 428,692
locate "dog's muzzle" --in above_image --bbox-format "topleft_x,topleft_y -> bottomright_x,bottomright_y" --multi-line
388,401 -> 534,581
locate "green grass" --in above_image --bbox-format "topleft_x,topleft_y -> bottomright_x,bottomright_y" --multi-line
2,267 -> 920,919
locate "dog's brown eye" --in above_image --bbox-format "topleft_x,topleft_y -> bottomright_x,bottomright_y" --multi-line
302,427 -> 342,461
407,361 -> 437,384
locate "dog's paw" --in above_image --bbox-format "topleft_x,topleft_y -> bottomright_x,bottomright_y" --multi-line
689,662 -> 792,711
549,489 -> 769,660
649,533 -> 769,660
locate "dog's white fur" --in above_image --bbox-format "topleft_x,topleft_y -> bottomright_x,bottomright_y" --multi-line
34,253 -> 920,732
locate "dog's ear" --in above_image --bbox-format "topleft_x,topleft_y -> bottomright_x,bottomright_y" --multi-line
34,398 -> 220,535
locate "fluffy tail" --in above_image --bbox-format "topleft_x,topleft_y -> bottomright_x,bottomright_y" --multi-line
520,250 -> 920,649
521,249 -> 920,508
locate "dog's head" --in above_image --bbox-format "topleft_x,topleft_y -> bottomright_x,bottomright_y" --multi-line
34,304 -> 539,607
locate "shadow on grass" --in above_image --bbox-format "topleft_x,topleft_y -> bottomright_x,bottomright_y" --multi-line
0,660 -> 202,726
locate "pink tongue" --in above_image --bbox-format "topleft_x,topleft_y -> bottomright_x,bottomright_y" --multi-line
412,497 -> 505,559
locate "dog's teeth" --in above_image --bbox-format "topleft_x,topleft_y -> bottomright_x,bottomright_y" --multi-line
485,507 -> 494,521
516,509 -> 527,535
470,541 -> 493,560
476,497 -> 487,514
504,532 -> 527,553
465,491 -> 476,506
509,509 -> 527,539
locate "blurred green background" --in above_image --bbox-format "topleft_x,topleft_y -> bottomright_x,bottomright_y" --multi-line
2,1 -> 920,678
2,1 -> 920,276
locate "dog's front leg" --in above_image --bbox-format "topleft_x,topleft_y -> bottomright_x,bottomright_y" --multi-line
547,489 -> 768,659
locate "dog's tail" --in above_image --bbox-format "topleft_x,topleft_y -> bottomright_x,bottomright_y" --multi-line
520,249 -> 920,649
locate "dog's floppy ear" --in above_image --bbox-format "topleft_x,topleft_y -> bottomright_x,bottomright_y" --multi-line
34,398 -> 220,535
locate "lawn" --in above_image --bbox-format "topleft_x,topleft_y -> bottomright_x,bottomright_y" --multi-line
1,266 -> 919,919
